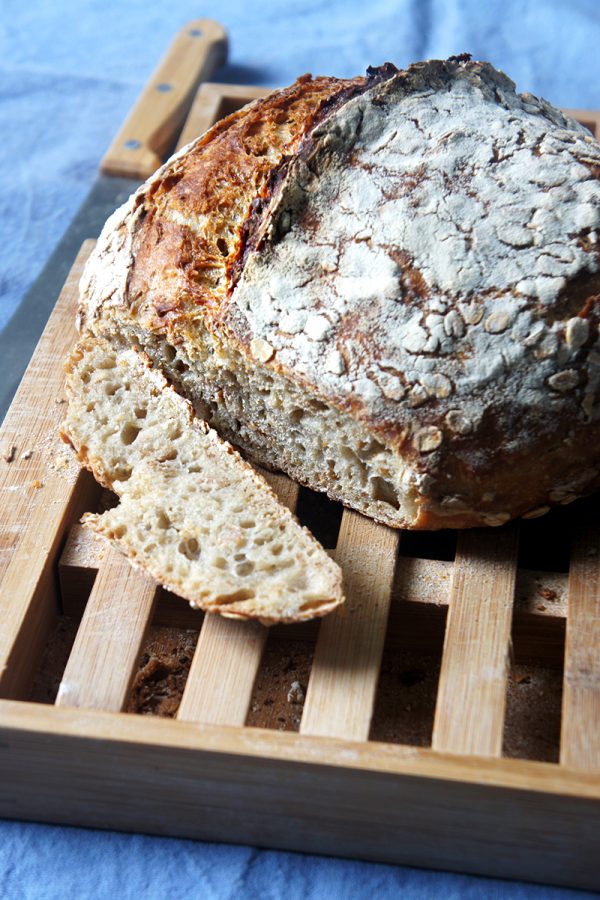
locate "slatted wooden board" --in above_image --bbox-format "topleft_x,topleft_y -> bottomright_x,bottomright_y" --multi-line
0,78 -> 599,892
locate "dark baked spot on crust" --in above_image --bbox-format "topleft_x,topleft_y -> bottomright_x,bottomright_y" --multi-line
447,52 -> 473,64
366,62 -> 400,82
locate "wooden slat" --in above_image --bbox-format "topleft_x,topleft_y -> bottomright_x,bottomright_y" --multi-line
432,526 -> 519,757
300,511 -> 400,741
2,700 -> 600,892
177,472 -> 299,725
0,242 -> 98,698
560,521 -> 600,770
60,523 -> 568,621
176,82 -> 270,151
176,615 -> 268,725
56,546 -> 158,711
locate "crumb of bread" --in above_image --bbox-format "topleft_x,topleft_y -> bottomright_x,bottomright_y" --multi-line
287,681 -> 305,704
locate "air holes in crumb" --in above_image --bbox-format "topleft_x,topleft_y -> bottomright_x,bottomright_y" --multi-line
162,345 -> 176,363
289,408 -> 305,423
167,424 -> 182,440
104,383 -> 119,396
270,544 -> 283,556
236,560 -> 255,577
81,371 -> 91,384
212,588 -> 256,605
289,573 -> 307,591
121,423 -> 140,445
158,449 -> 178,462
216,237 -> 229,257
178,538 -> 200,561
299,599 -> 329,613
157,511 -> 171,529
213,556 -> 228,570
97,356 -> 116,370
370,476 -> 400,510
134,406 -> 147,419
240,519 -> 255,529
358,439 -> 385,460
112,525 -> 127,539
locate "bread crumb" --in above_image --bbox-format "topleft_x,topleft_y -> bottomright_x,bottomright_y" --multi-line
287,681 -> 305,704
21,450 -> 33,460
3,445 -> 16,463
31,479 -> 43,490
54,398 -> 66,405
537,586 -> 558,603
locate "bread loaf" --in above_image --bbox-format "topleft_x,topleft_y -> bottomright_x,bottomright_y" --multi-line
77,57 -> 600,529
62,336 -> 343,624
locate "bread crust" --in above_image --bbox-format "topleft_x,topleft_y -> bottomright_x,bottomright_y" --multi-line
79,58 -> 600,529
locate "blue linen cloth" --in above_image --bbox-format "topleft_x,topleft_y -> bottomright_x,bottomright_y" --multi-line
1,1 -> 599,896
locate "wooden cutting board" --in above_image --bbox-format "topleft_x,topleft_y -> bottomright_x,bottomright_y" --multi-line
0,75 -> 599,892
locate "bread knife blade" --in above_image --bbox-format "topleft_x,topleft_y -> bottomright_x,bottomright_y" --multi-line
0,19 -> 227,420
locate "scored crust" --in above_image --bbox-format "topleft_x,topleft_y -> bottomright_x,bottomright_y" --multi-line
78,72 -> 368,336
78,58 -> 600,529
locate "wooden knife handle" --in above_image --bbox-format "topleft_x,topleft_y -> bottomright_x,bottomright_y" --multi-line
100,19 -> 228,180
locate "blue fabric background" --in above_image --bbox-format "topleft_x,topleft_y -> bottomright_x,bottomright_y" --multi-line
1,1 -> 599,897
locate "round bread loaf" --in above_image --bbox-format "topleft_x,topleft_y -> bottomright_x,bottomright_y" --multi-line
79,57 -> 600,529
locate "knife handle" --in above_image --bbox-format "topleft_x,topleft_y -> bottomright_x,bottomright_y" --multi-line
100,19 -> 228,180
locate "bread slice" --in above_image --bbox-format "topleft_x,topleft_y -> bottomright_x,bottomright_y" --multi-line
61,336 -> 343,624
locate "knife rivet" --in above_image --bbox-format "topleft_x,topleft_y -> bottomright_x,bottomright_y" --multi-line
156,83 -> 172,92
189,28 -> 203,37
124,139 -> 142,150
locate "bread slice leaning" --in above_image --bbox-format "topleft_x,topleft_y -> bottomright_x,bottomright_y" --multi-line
61,336 -> 343,624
